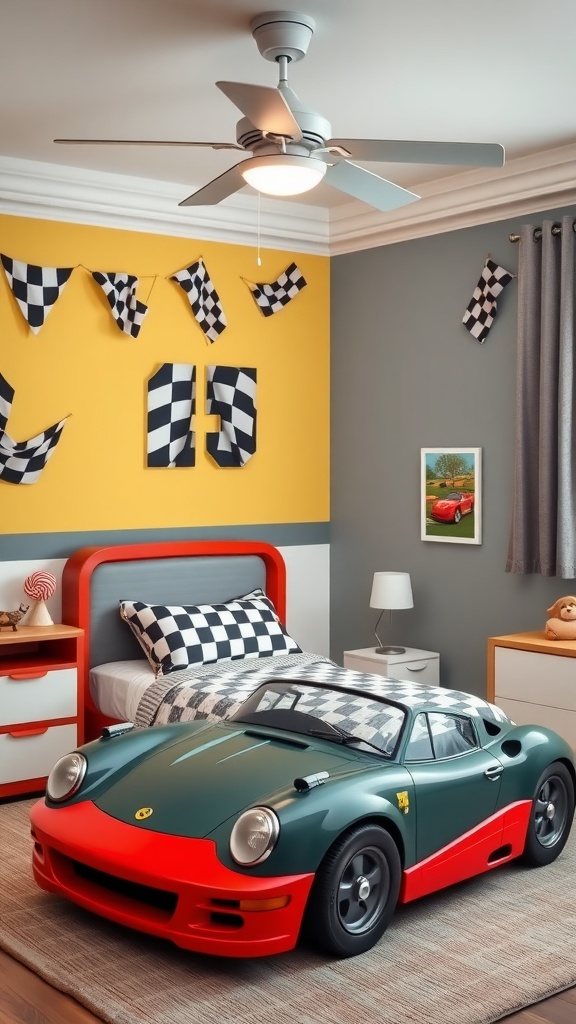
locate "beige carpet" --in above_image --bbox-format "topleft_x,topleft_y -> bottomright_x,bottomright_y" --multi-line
1,798 -> 576,1024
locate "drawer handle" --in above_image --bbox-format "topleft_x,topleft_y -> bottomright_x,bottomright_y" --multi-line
7,672 -> 49,681
405,662 -> 427,671
7,727 -> 49,738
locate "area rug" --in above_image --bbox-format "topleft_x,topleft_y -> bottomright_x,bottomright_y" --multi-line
1,798 -> 576,1024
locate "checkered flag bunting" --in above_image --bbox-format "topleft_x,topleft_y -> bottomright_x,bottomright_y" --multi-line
91,272 -> 149,338
245,262 -> 307,317
462,258 -> 514,343
0,373 -> 68,484
206,366 -> 257,467
147,363 -> 196,468
171,259 -> 227,343
1,254 -> 73,334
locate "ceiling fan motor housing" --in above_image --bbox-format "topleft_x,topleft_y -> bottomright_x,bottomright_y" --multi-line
250,11 -> 315,64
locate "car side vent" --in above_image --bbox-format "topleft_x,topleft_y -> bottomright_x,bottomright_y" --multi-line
483,718 -> 502,736
501,739 -> 522,758
294,771 -> 329,792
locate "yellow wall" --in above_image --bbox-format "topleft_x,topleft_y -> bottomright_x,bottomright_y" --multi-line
0,215 -> 329,533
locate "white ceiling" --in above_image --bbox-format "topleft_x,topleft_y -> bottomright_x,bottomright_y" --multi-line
1,0 -> 575,251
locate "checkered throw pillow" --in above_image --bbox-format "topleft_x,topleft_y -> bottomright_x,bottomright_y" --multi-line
119,589 -> 302,676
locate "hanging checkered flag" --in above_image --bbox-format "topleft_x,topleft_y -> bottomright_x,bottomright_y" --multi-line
170,259 -> 227,343
245,261 -> 307,317
147,363 -> 196,468
0,374 -> 68,484
206,366 -> 257,467
91,271 -> 149,338
462,258 -> 514,343
1,254 -> 74,334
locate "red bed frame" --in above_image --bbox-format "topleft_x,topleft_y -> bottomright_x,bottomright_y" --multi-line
61,540 -> 288,742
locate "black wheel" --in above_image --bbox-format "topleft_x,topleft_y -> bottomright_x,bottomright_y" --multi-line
304,824 -> 401,958
520,761 -> 575,867
453,507 -> 462,523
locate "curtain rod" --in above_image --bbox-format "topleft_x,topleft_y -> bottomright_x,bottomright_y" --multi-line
509,220 -> 576,243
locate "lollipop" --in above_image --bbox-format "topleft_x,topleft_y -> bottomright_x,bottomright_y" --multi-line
23,570 -> 57,626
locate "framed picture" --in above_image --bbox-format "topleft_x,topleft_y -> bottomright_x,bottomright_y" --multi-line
421,447 -> 482,545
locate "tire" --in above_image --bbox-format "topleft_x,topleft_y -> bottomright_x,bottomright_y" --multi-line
453,507 -> 462,523
520,761 -> 575,867
304,824 -> 401,958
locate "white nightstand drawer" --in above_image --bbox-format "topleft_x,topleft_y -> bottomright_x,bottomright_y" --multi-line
0,723 -> 77,785
343,647 -> 440,685
0,668 -> 77,726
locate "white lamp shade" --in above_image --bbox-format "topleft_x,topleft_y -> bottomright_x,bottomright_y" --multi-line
370,572 -> 413,610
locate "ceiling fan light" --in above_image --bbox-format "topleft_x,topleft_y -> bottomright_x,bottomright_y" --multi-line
241,155 -> 327,196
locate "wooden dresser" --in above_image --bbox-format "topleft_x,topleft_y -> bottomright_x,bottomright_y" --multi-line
487,631 -> 576,750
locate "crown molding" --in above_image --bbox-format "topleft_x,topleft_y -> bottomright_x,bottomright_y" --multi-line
328,143 -> 576,254
0,146 -> 575,256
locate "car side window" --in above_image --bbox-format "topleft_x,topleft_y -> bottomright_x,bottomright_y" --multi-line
405,712 -> 478,761
428,713 -> 478,758
405,713 -> 434,761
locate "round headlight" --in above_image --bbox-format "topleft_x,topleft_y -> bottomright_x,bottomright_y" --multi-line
230,807 -> 280,866
46,752 -> 87,802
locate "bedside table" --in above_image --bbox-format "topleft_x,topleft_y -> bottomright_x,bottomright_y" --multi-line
343,646 -> 440,685
0,623 -> 84,798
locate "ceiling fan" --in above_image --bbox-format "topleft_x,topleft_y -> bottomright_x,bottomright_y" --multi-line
54,10 -> 505,213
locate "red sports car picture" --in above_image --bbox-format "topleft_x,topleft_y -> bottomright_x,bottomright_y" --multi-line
430,490 -> 475,524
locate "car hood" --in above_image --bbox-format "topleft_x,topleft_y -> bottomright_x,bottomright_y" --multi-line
94,722 -> 363,838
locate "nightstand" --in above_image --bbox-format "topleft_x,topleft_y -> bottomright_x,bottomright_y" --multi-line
343,646 -> 440,685
0,623 -> 84,798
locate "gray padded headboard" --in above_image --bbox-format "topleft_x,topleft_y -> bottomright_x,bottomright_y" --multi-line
88,554 -> 266,667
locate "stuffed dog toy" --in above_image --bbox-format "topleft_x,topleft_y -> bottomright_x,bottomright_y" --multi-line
545,595 -> 576,640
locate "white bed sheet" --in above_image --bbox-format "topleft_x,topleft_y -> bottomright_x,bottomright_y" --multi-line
90,660 -> 155,722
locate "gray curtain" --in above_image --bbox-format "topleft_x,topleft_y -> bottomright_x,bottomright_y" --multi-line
506,215 -> 576,577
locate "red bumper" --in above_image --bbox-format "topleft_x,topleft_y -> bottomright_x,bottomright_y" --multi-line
30,799 -> 315,958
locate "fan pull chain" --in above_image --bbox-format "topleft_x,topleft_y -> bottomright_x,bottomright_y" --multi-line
257,192 -> 262,266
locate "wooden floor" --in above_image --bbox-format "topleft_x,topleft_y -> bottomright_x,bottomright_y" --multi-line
0,948 -> 574,1024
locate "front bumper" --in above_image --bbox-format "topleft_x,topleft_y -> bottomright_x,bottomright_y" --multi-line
30,799 -> 315,958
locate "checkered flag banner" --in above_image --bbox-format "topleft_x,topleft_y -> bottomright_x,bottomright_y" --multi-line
462,258 -> 514,343
245,261 -> 307,317
206,366 -> 257,467
170,259 -> 227,343
147,363 -> 196,468
1,254 -> 73,334
91,271 -> 149,338
0,374 -> 68,484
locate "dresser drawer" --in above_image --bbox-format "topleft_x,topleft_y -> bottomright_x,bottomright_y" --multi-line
495,648 -> 576,710
0,667 -> 77,726
497,697 -> 576,750
0,723 -> 77,785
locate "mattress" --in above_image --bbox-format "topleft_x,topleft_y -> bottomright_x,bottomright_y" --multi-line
90,661 -> 156,722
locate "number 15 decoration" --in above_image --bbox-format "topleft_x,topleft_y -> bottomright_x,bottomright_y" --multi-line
146,363 -> 257,469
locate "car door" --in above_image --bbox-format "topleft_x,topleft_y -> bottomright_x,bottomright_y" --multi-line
403,711 -> 503,862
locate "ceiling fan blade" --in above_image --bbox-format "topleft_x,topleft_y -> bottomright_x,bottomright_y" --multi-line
327,139 -> 505,168
54,138 -> 242,150
178,162 -> 247,207
216,81 -> 302,141
324,160 -> 419,212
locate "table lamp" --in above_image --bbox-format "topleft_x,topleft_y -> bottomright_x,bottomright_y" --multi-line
370,571 -> 413,655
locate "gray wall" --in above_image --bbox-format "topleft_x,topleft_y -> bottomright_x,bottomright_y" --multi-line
330,203 -> 576,697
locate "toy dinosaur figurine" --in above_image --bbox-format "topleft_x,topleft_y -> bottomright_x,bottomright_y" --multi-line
0,602 -> 29,631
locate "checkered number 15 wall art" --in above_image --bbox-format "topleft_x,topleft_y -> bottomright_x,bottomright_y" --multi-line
147,363 -> 257,469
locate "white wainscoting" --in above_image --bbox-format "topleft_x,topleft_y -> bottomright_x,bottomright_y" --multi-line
0,545 -> 330,657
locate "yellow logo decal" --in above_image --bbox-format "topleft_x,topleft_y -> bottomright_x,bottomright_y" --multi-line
396,791 -> 409,814
135,807 -> 153,820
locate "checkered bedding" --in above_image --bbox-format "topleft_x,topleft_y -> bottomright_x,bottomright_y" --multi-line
134,654 -> 511,732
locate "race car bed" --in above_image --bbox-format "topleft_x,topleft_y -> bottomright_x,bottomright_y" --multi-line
61,540 -> 330,742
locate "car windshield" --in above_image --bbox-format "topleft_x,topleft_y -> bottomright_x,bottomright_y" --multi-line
231,680 -> 406,757
445,492 -> 462,499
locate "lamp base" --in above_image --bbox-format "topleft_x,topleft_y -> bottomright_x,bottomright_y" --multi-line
375,645 -> 406,655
